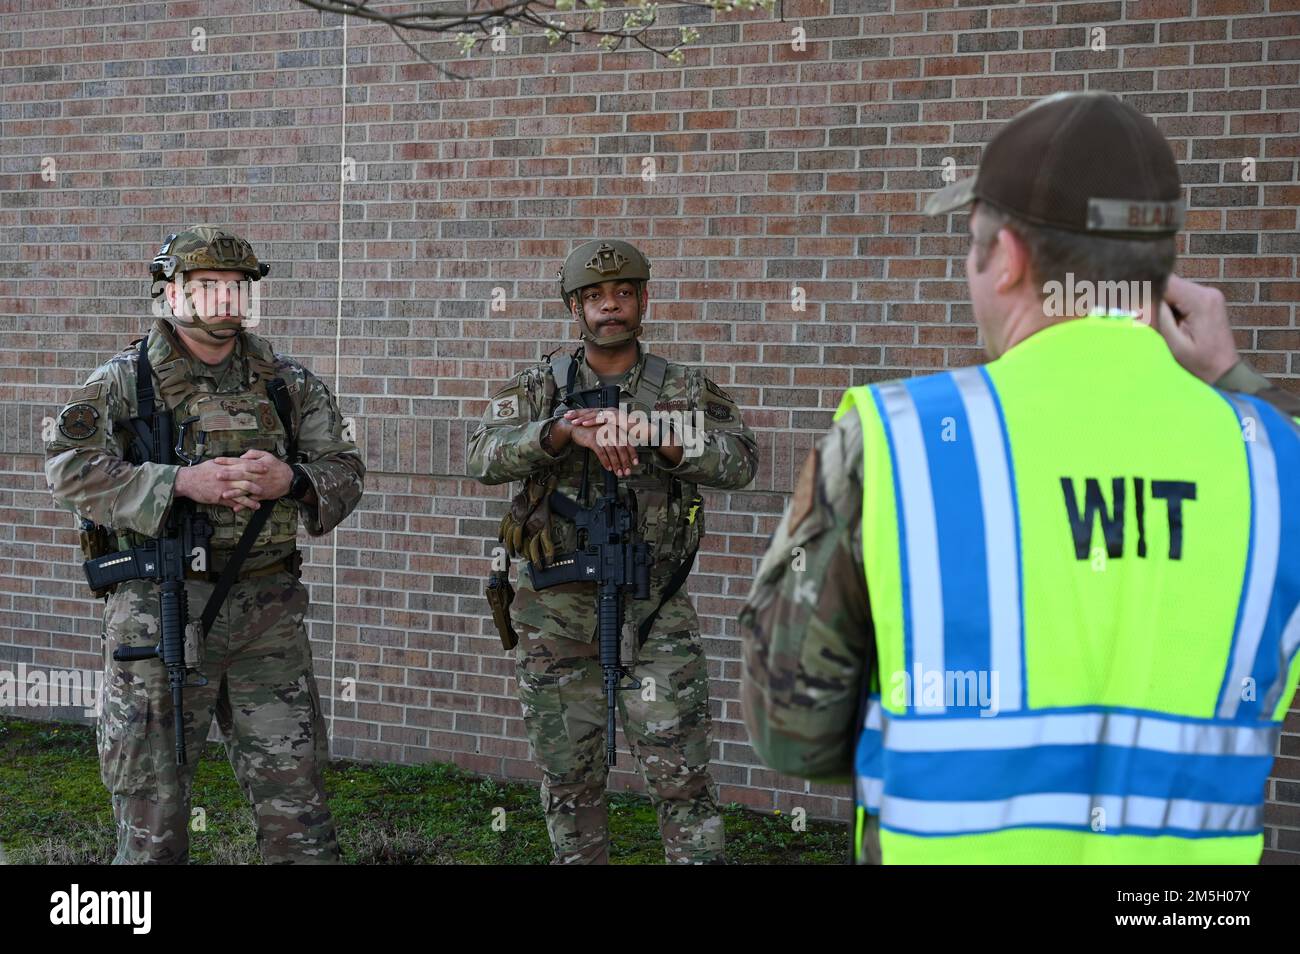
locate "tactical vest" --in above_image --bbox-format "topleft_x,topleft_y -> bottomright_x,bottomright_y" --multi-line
124,324 -> 301,551
546,349 -> 703,568
837,314 -> 1300,864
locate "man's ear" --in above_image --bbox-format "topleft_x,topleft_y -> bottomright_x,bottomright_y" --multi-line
995,226 -> 1033,295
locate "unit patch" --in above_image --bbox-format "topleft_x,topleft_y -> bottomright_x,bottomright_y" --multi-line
58,404 -> 100,441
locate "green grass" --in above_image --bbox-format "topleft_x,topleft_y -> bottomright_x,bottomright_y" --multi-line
0,716 -> 846,864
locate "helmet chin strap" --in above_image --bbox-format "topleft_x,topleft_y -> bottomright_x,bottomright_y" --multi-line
167,274 -> 245,344
575,290 -> 645,349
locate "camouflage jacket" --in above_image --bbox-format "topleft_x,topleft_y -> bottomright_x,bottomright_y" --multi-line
45,320 -> 365,572
468,342 -> 758,643
739,357 -> 1300,784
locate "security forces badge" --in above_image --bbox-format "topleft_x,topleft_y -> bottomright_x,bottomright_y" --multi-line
490,392 -> 521,423
58,404 -> 100,441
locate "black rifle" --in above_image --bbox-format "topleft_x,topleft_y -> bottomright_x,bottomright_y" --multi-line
528,384 -> 653,766
83,340 -> 212,766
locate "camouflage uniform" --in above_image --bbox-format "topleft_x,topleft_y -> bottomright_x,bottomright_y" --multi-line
469,341 -> 758,863
738,358 -> 1300,864
46,314 -> 364,864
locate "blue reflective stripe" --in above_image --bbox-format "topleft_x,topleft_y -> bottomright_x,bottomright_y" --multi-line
1266,603 -> 1300,716
881,709 -> 1278,756
884,745 -> 1273,806
855,697 -> 883,811
1218,394 -> 1282,718
879,793 -> 1261,838
904,373 -> 990,701
1243,395 -> 1300,718
952,366 -> 1024,713
1206,390 -> 1300,720
856,706 -> 1283,828
869,386 -> 915,700
874,382 -> 945,713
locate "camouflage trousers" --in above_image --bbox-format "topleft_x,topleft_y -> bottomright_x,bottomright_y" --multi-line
515,590 -> 724,864
98,569 -> 339,865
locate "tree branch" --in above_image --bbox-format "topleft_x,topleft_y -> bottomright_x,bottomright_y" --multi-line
295,0 -> 780,65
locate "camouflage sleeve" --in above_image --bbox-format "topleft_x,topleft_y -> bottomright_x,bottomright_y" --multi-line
43,359 -> 180,538
738,409 -> 872,782
285,363 -> 366,536
652,370 -> 758,490
1215,358 -> 1300,422
466,366 -> 556,485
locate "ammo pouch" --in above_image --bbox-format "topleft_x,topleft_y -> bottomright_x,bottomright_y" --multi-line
486,568 -> 518,651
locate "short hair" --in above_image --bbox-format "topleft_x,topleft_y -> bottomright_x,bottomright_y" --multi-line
971,200 -> 1177,306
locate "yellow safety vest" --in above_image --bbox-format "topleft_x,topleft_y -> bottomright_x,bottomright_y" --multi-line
838,314 -> 1300,864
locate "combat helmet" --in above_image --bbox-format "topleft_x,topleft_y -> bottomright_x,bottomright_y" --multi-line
149,226 -> 269,338
557,239 -> 651,349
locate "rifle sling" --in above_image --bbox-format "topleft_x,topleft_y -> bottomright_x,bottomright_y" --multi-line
198,506 -> 276,636
635,541 -> 696,648
126,336 -> 156,463
198,376 -> 298,637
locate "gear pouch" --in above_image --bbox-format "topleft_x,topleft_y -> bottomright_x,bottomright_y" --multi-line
188,392 -> 284,459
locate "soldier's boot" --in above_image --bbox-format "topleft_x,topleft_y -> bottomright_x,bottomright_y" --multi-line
516,624 -> 612,864
621,626 -> 726,864
223,576 -> 341,864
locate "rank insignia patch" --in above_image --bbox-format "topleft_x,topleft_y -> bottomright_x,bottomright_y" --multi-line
704,379 -> 735,402
58,403 -> 100,441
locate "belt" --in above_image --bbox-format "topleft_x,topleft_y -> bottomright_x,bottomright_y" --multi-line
185,551 -> 301,583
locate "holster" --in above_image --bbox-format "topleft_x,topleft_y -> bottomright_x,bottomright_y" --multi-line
486,569 -> 519,651
78,520 -> 118,599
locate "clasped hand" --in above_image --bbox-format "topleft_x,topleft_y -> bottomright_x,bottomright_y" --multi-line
174,448 -> 293,513
562,407 -> 667,478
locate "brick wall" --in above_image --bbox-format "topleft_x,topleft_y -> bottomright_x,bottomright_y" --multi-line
1,0 -> 1297,861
